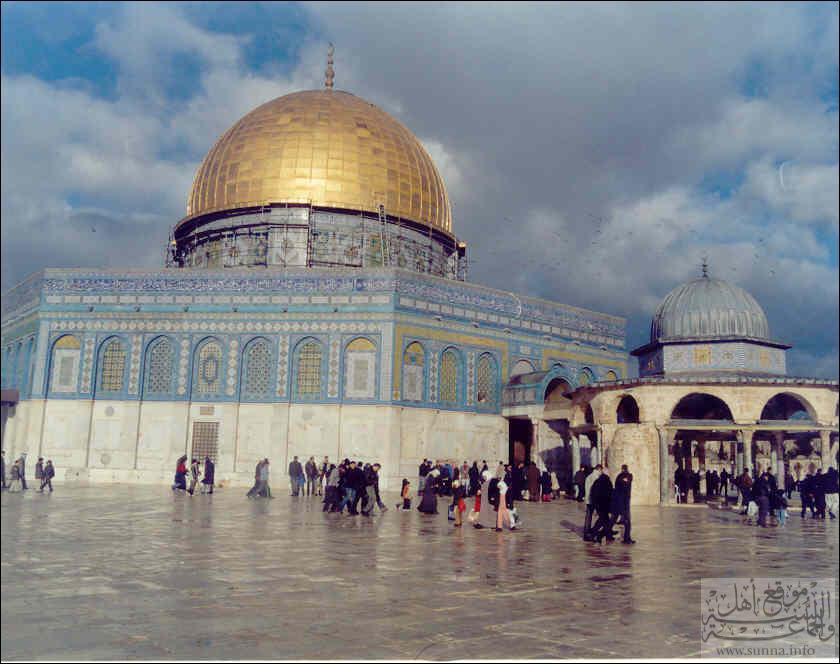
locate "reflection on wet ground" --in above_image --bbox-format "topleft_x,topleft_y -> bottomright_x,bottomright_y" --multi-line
2,486 -> 837,660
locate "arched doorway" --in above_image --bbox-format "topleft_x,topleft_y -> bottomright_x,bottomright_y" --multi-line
756,392 -> 821,483
617,395 -> 640,424
669,393 -> 736,503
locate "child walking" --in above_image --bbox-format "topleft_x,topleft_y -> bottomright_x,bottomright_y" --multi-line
397,478 -> 412,510
773,489 -> 788,527
451,480 -> 467,527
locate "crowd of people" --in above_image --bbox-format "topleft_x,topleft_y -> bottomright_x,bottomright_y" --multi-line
6,444 -> 837,543
735,464 -> 838,527
1,451 -> 55,493
579,464 -> 635,544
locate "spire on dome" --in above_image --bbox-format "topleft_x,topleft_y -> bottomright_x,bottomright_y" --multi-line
325,43 -> 335,89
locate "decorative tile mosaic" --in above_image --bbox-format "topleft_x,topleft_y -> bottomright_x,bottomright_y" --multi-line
177,337 -> 190,395
276,335 -> 289,397
226,338 -> 239,396
128,334 -> 141,394
328,336 -> 341,398
80,336 -> 95,394
466,351 -> 475,406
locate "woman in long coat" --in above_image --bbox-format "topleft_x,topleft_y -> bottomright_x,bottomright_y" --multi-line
172,455 -> 188,491
418,469 -> 439,514
476,472 -> 497,529
496,479 -> 514,530
202,456 -> 215,494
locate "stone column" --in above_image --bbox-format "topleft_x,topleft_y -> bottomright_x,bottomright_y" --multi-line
593,428 -> 603,467
530,417 -> 541,465
735,437 -> 744,476
772,431 -> 785,482
571,434 -> 581,476
819,430 -> 831,470
739,430 -> 753,476
829,433 -> 839,471
658,427 -> 671,505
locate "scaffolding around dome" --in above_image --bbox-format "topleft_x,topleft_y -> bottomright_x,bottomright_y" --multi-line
167,202 -> 468,280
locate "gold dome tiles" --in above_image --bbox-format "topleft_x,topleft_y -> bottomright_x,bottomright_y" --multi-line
183,90 -> 452,234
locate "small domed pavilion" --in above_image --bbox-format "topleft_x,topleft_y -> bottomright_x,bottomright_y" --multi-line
566,267 -> 838,505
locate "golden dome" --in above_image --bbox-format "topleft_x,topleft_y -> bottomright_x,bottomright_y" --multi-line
183,90 -> 452,234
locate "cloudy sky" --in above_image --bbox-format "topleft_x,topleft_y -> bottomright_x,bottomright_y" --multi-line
2,2 -> 838,377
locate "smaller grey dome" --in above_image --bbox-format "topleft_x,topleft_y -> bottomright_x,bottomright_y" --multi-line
651,276 -> 770,342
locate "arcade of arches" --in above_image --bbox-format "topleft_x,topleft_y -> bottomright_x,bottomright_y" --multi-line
507,379 -> 838,506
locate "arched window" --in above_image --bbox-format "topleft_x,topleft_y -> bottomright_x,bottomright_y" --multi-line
144,337 -> 175,397
545,378 -> 572,404
344,337 -> 376,399
510,359 -> 535,378
295,339 -> 323,399
50,335 -> 81,393
439,348 -> 460,404
604,370 -> 618,382
671,393 -> 733,421
98,338 -> 127,394
14,342 -> 24,389
242,338 -> 272,400
578,368 -> 594,386
617,395 -> 640,423
23,338 -> 34,396
1,346 -> 9,387
476,353 -> 498,409
194,339 -> 223,397
760,393 -> 816,422
402,341 -> 425,401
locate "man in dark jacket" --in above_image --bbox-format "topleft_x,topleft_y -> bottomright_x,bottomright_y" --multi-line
305,457 -> 318,496
19,453 -> 27,490
468,462 -> 480,496
348,462 -> 367,514
822,467 -> 838,519
813,469 -> 826,519
710,470 -> 719,497
589,468 -> 614,543
361,463 -> 383,516
609,465 -> 635,544
202,456 -> 215,494
370,463 -> 388,512
40,460 -> 55,493
784,471 -> 795,500
574,465 -> 587,502
754,472 -> 771,527
418,458 -> 429,494
800,466 -> 816,518
720,468 -> 729,500
738,469 -> 753,514
288,456 -> 304,496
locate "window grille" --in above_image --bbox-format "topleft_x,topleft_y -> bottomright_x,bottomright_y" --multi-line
296,340 -> 322,398
476,354 -> 497,406
99,339 -> 126,392
191,421 -> 219,462
243,339 -> 272,398
402,342 -> 424,401
195,341 -> 222,395
145,339 -> 174,396
439,349 -> 459,403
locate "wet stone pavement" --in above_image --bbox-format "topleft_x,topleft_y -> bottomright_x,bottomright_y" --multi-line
1,485 -> 838,661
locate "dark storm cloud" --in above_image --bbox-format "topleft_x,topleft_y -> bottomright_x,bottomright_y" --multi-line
1,2 -> 837,376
